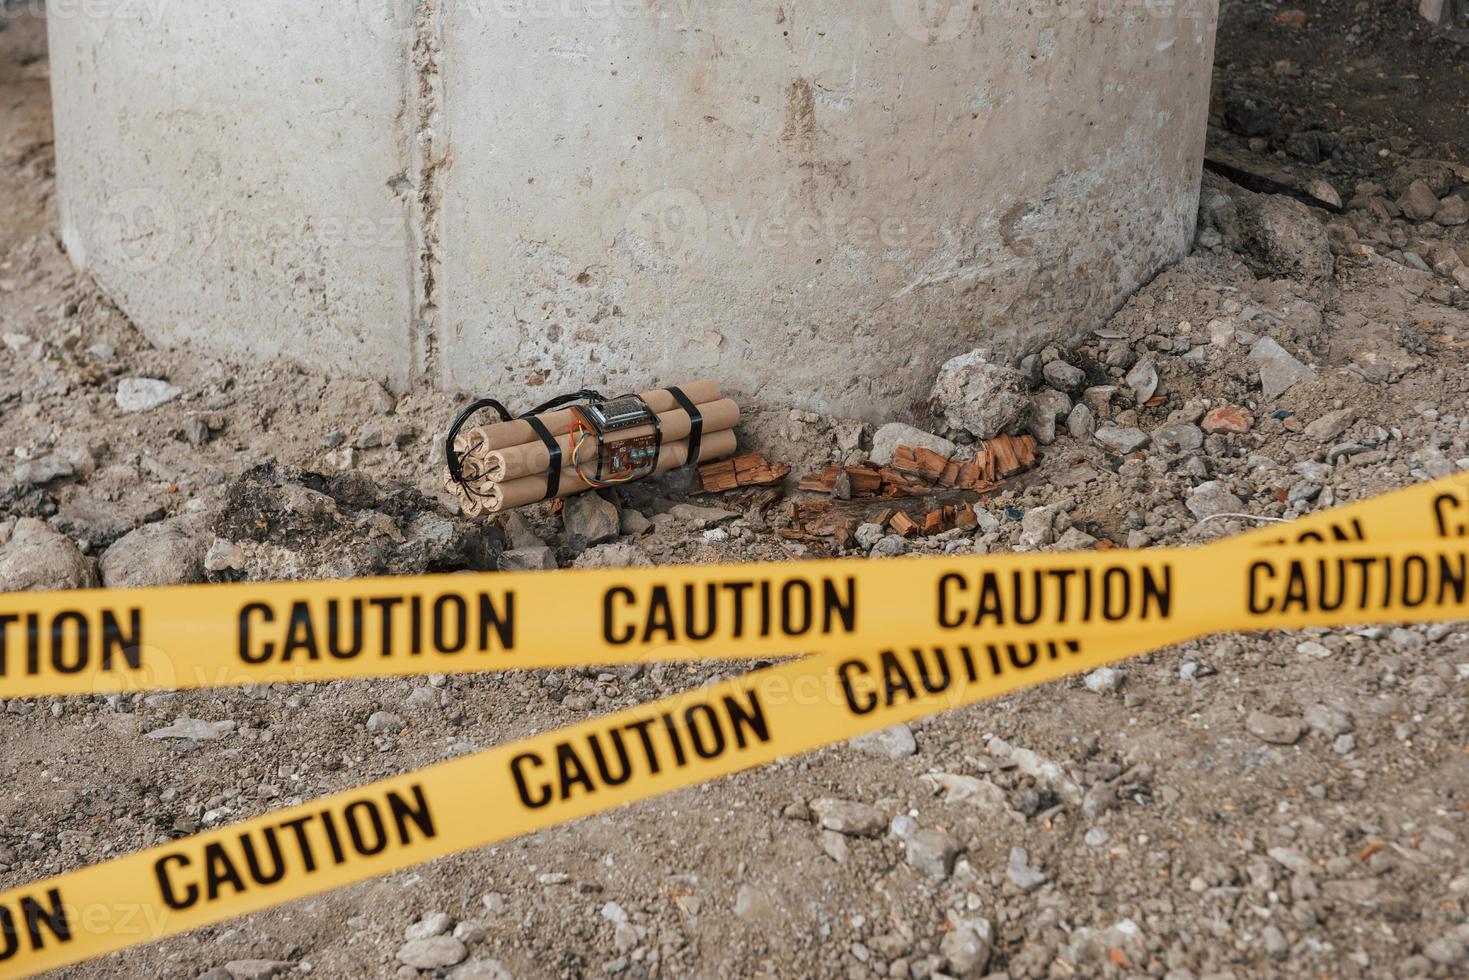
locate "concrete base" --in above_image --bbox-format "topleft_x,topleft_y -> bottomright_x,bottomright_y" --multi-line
49,1 -> 1218,420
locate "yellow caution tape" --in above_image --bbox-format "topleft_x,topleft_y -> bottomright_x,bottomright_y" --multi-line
0,476 -> 1468,974
0,474 -> 1467,698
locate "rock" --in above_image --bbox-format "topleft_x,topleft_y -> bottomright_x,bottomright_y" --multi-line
406,911 -> 454,939
1202,405 -> 1253,433
930,349 -> 1031,440
1304,408 -> 1356,442
903,828 -> 959,879
1249,338 -> 1315,400
1124,358 -> 1159,404
1066,402 -> 1095,440
563,492 -> 620,545
1151,422 -> 1204,453
939,918 -> 993,977
367,711 -> 404,734
116,377 -> 183,413
1246,711 -> 1305,745
920,773 -> 1009,812
1261,925 -> 1289,959
0,518 -> 97,591
223,961 -> 291,980
1186,481 -> 1245,520
147,718 -> 236,741
498,545 -> 558,571
810,798 -> 886,837
1424,936 -> 1466,966
452,960 -> 512,980
1026,389 -> 1072,445
854,523 -> 885,549
667,502 -> 740,528
452,921 -> 486,944
1084,667 -> 1124,694
13,455 -> 74,485
1093,425 -> 1150,454
1304,178 -> 1341,210
869,422 -> 958,466
1042,359 -> 1086,392
396,936 -> 468,970
1224,185 -> 1334,283
1388,159 -> 1456,198
204,539 -> 247,573
849,724 -> 917,759
1435,195 -> 1469,227
1304,703 -> 1353,737
620,509 -> 651,535
1006,847 -> 1047,892
1019,507 -> 1058,548
572,543 -> 652,569
1081,781 -> 1118,820
1399,179 -> 1441,221
100,516 -> 209,588
1053,527 -> 1097,551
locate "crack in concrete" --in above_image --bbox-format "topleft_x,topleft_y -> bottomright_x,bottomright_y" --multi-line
410,0 -> 446,384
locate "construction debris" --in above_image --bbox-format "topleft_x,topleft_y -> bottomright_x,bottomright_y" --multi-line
798,433 -> 1037,499
696,453 -> 791,493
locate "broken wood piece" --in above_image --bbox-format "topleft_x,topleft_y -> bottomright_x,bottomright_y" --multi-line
889,511 -> 919,538
699,452 -> 790,493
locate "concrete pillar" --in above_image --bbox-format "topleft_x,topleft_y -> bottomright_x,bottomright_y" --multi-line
48,0 -> 1218,420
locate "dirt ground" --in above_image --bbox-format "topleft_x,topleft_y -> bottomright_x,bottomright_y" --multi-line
2,3 -> 1469,979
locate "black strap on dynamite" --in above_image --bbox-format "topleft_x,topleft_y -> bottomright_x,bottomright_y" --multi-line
445,389 -> 606,500
665,386 -> 703,467
523,414 -> 562,503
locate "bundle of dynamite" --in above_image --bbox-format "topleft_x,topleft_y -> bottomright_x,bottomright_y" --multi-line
445,381 -> 740,515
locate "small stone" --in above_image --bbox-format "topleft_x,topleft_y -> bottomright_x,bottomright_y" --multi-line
223,962 -> 291,980
13,455 -> 74,485
1151,422 -> 1204,453
1053,527 -> 1097,551
903,828 -> 959,879
929,348 -> 1031,440
572,543 -> 652,569
100,516 -> 209,588
0,518 -> 97,591
480,892 -> 506,914
1066,402 -> 1095,440
939,919 -> 993,977
1304,408 -> 1356,442
667,502 -> 739,528
1436,196 -> 1469,227
1019,507 -> 1058,548
452,960 -> 512,980
367,711 -> 404,734
1125,359 -> 1159,403
405,912 -> 454,940
620,509 -> 651,536
1424,936 -> 1466,965
869,422 -> 958,466
116,377 -> 183,413
1027,389 -> 1073,445
1261,925 -> 1289,958
1094,425 -> 1149,454
1202,405 -> 1253,433
1006,847 -> 1047,892
396,936 -> 468,970
1081,781 -> 1117,820
1304,703 -> 1352,738
1305,178 -> 1341,209
1084,667 -> 1124,694
1399,179 -> 1441,221
537,872 -> 570,885
563,492 -> 620,545
1246,711 -> 1305,745
1042,359 -> 1086,392
1186,481 -> 1244,520
450,921 -> 486,945
810,798 -> 887,837
849,724 -> 917,759
1250,338 -> 1315,401
147,718 -> 236,741
854,523 -> 885,550
498,546 -> 558,571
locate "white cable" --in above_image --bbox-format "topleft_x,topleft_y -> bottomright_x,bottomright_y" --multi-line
1195,512 -> 1290,525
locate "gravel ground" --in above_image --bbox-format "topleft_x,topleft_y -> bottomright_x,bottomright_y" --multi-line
2,4 -> 1468,979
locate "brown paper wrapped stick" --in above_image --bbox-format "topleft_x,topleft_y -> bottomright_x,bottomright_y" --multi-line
484,398 -> 741,482
463,381 -> 722,455
482,428 -> 737,513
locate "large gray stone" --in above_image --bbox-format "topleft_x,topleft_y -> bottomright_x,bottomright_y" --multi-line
1250,337 -> 1316,401
100,516 -> 210,588
0,518 -> 96,591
